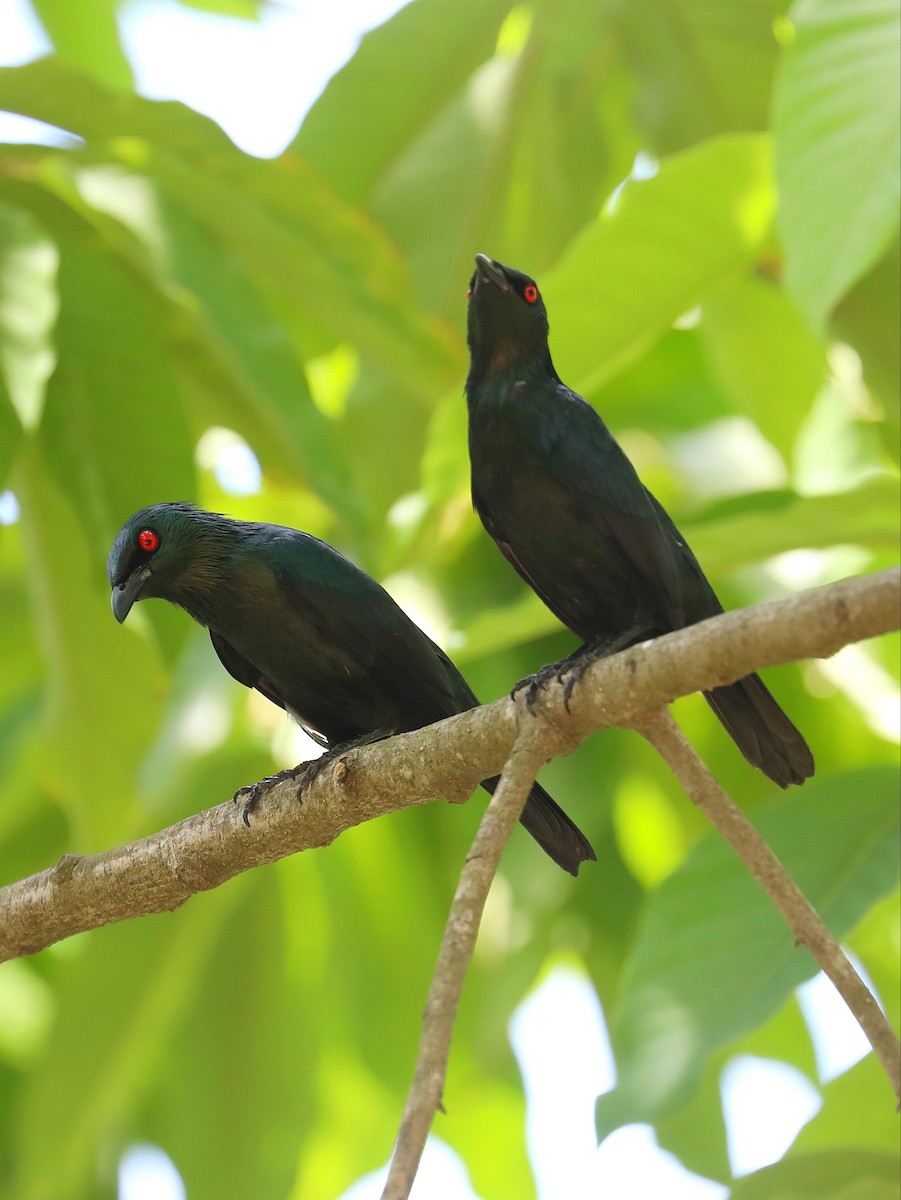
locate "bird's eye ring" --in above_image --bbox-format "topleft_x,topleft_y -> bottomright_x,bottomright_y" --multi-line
466,287 -> 472,301
138,529 -> 160,553
524,284 -> 538,304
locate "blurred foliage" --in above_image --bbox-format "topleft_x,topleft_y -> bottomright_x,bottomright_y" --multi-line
0,0 -> 898,1198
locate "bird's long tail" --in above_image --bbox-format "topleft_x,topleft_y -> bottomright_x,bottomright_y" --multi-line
704,673 -> 814,788
481,776 -> 596,875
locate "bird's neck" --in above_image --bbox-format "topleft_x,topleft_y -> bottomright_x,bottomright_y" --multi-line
165,535 -> 244,628
466,344 -> 557,400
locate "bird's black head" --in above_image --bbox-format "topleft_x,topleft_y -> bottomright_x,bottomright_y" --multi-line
108,502 -> 232,623
466,254 -> 552,382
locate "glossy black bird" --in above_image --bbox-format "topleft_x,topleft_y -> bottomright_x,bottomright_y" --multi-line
465,254 -> 814,788
108,503 -> 595,874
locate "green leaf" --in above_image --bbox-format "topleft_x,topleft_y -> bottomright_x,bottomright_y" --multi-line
789,1054 -> 900,1156
151,192 -> 359,531
145,147 -> 460,400
657,994 -> 819,1184
729,1148 -> 900,1200
544,135 -> 777,395
0,372 -> 22,490
683,480 -> 901,571
0,53 -> 462,400
0,202 -> 57,434
610,0 -> 784,152
30,0 -> 134,90
830,238 -> 901,461
13,448 -> 168,842
596,766 -> 901,1136
177,0 -> 262,15
12,886 -> 241,1200
39,234 -> 196,556
371,0 -> 615,311
699,275 -> 827,459
846,890 -> 901,1066
150,874 -> 319,1200
0,58 -> 237,151
295,0 -> 513,204
774,0 -> 901,330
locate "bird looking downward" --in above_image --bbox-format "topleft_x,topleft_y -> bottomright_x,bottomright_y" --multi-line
465,253 -> 814,789
108,503 -> 595,875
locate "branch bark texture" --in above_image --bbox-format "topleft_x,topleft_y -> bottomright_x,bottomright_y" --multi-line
381,734 -> 548,1200
0,566 -> 898,965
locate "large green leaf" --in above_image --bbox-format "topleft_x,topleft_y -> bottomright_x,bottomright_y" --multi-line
12,887 -> 241,1200
0,373 -> 22,490
372,0 -> 614,311
30,0 -> 133,90
729,1148 -> 899,1199
13,449 -> 168,841
830,239 -> 901,459
0,202 -> 56,434
149,191 -> 359,531
683,479 -> 901,570
146,148 -> 460,399
0,58 -> 236,151
295,0 -> 513,204
0,60 -> 462,399
789,1054 -> 900,1156
774,0 -> 901,330
177,0 -> 263,14
150,873 -> 319,1200
39,234 -> 196,555
657,994 -> 818,1184
699,275 -> 826,459
609,0 -> 784,152
543,134 -> 777,395
596,767 -> 900,1135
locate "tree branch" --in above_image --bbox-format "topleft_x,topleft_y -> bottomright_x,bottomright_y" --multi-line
381,733 -> 548,1200
0,567 -> 897,966
635,708 -> 901,1103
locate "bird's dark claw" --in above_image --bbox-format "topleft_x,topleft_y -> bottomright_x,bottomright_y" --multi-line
234,761 -> 312,824
236,731 -> 394,824
513,626 -> 653,714
512,658 -> 575,713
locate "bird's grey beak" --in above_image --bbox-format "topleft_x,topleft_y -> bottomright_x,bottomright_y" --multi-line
111,565 -> 152,623
474,253 -> 510,293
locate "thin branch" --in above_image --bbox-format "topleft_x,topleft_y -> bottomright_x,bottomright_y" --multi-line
381,733 -> 548,1200
0,566 -> 897,964
635,708 -> 901,1104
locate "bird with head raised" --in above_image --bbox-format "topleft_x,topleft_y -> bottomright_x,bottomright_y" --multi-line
108,502 -> 596,875
465,254 -> 814,789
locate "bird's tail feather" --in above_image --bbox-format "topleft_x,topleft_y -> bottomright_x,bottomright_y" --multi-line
482,776 -> 596,876
704,673 -> 814,788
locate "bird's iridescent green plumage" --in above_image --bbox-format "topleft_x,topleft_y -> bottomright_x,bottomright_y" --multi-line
465,255 -> 813,788
108,503 -> 595,873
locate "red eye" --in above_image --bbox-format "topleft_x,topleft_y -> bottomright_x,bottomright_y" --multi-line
524,284 -> 538,304
466,287 -> 472,300
138,529 -> 159,552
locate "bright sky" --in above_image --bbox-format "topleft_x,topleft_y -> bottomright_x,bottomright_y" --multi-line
0,2 -> 876,1197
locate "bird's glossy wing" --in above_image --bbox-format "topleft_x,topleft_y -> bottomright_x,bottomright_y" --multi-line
472,490 -> 576,628
209,629 -> 287,711
209,628 -> 331,746
270,531 -> 473,728
535,386 -> 692,624
642,489 -> 725,624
